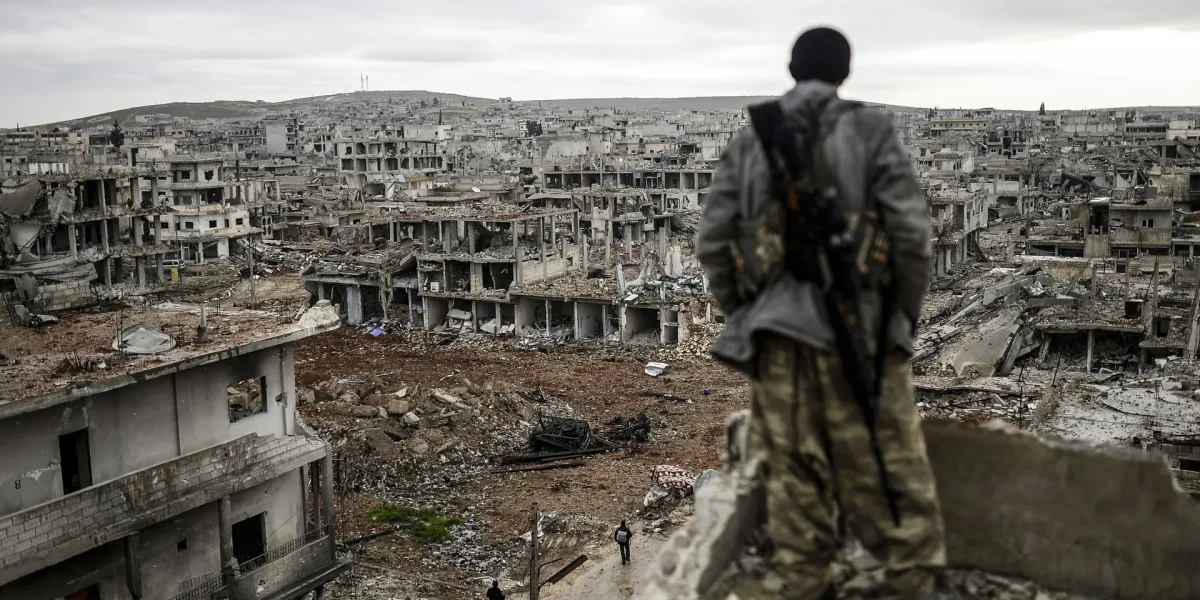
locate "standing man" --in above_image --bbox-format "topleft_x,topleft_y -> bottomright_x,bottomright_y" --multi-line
614,520 -> 633,565
696,26 -> 946,600
486,579 -> 505,600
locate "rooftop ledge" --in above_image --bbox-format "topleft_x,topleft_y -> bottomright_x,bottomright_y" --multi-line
0,301 -> 340,420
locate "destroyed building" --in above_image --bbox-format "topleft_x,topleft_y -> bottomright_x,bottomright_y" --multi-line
1,165 -> 176,321
0,302 -> 347,599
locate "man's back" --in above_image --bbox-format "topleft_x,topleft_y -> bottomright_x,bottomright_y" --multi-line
696,79 -> 931,373
694,27 -> 945,600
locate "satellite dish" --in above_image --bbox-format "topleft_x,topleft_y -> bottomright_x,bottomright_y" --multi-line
471,187 -> 481,193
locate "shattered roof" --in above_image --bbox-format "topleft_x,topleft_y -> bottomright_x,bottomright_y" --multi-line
0,302 -> 339,417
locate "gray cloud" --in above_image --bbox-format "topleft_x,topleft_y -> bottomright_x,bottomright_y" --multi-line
1,0 -> 1198,124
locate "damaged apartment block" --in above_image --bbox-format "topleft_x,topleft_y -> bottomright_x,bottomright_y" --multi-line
1,166 -> 175,319
0,302 -> 348,599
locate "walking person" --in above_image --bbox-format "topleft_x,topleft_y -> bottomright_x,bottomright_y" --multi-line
614,520 -> 633,564
697,26 -> 947,600
486,579 -> 504,600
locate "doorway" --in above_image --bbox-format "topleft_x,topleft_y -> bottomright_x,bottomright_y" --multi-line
232,513 -> 266,566
59,429 -> 93,494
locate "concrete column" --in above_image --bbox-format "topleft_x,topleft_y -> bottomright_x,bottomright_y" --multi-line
605,218 -> 612,267
539,217 -> 547,280
346,285 -> 363,324
68,224 -> 77,261
102,258 -> 112,287
98,180 -> 109,254
321,453 -> 337,553
135,257 -> 145,286
549,215 -> 556,258
579,213 -> 587,273
218,496 -> 235,587
623,224 -> 633,257
123,533 -> 143,600
1086,330 -> 1095,373
545,299 -> 552,332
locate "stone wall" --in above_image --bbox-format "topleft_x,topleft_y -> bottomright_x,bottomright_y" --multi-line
0,280 -> 94,323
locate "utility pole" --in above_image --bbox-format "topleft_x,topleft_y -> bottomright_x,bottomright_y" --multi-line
528,502 -> 541,600
1187,263 -> 1200,361
248,243 -> 256,309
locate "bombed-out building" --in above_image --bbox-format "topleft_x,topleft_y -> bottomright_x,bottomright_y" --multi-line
0,301 -> 347,599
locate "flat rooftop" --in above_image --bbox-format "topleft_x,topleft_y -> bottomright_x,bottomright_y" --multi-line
0,301 -> 339,417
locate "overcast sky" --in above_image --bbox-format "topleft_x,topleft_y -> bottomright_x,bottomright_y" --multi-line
5,0 -> 1200,125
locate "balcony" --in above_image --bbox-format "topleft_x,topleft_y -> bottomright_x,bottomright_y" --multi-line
165,180 -> 228,191
0,434 -> 327,585
170,527 -> 348,600
1110,227 -> 1171,246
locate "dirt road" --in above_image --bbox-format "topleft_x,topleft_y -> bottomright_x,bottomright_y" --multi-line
543,526 -> 668,600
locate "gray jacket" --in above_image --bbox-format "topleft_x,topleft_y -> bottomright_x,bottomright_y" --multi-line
697,81 -> 931,375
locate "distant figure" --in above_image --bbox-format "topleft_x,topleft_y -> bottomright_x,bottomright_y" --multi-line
486,579 -> 504,600
697,26 -> 946,599
614,520 -> 633,564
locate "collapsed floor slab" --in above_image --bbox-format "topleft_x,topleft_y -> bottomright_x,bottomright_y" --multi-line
641,416 -> 1200,600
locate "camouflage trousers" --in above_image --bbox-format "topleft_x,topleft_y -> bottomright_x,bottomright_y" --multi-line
749,336 -> 946,599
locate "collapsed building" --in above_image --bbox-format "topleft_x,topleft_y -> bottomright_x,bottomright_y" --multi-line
0,165 -> 175,320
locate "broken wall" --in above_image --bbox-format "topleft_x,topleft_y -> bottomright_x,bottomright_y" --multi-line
644,419 -> 1200,600
926,421 -> 1200,600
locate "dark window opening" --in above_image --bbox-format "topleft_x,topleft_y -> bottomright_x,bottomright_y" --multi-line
59,429 -> 93,495
231,513 -> 266,566
1155,317 -> 1171,338
1181,458 -> 1200,472
177,538 -> 188,552
180,171 -> 191,180
185,222 -> 194,230
204,170 -> 214,181
228,376 -> 268,422
208,220 -> 217,228
236,218 -> 244,226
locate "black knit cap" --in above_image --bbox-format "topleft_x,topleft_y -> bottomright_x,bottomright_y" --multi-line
789,27 -> 851,84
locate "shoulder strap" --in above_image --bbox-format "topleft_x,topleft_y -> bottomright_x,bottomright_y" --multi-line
747,100 -> 787,185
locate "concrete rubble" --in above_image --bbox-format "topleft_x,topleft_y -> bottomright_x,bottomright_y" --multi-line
9,89 -> 1200,600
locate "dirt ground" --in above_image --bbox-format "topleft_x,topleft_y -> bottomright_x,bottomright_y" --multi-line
293,328 -> 748,599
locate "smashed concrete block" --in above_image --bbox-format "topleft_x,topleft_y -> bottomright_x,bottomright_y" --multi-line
387,397 -> 412,416
296,388 -> 316,405
422,429 -> 446,446
944,310 -> 1020,377
337,391 -> 361,405
645,362 -> 671,377
402,411 -> 421,427
407,436 -> 430,455
926,420 -> 1200,600
364,428 -> 397,457
431,389 -> 470,410
447,309 -> 472,321
481,318 -> 499,334
326,403 -> 379,419
644,417 -> 1200,600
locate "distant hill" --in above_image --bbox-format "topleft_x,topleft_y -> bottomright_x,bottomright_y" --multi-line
47,101 -> 267,129
523,95 -> 928,113
35,90 -> 495,129
274,90 -> 494,108
523,96 -> 777,111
